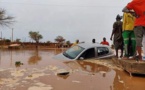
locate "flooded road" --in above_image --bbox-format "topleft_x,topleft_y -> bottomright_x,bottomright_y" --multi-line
0,49 -> 145,90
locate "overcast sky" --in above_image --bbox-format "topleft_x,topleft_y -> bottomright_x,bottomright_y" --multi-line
0,0 -> 131,44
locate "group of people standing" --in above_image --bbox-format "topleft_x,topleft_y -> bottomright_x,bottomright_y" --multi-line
110,0 -> 145,61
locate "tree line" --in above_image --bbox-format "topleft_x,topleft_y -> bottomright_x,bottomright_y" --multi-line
0,8 -> 71,49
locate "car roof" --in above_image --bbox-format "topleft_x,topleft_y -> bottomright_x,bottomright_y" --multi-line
77,42 -> 109,49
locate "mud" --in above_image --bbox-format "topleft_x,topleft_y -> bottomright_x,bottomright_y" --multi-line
0,49 -> 145,90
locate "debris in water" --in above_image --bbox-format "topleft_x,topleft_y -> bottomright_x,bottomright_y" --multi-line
72,80 -> 81,83
15,61 -> 24,67
57,71 -> 69,75
119,80 -> 124,83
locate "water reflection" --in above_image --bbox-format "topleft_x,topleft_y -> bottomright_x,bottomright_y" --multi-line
64,60 -> 111,76
0,49 -> 14,66
0,50 -> 1,65
0,49 -> 145,90
54,48 -> 66,55
64,60 -> 145,90
10,50 -> 13,66
28,49 -> 42,65
112,69 -> 145,90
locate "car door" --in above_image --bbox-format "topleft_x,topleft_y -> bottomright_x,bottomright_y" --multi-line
97,47 -> 110,58
78,47 -> 96,60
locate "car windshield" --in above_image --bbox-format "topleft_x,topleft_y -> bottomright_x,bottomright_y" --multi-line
63,45 -> 84,59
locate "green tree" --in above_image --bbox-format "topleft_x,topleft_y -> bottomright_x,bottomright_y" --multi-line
46,40 -> 51,43
0,9 -> 14,26
55,36 -> 65,43
5,39 -> 11,43
55,36 -> 65,48
29,31 -> 43,49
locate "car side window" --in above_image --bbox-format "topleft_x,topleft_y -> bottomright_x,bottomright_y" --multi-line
79,48 -> 95,59
97,47 -> 109,56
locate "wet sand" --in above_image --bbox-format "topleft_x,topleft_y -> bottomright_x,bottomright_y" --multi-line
0,49 -> 145,90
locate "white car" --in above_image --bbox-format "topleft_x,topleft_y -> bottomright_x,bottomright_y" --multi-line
54,43 -> 115,60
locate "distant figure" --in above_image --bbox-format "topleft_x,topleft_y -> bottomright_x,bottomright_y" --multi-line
92,39 -> 96,43
72,39 -> 79,46
110,14 -> 124,58
100,37 -> 109,46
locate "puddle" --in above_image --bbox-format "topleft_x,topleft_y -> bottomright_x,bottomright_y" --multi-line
0,49 -> 145,90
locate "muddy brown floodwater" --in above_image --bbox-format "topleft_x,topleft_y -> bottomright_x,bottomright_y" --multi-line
0,49 -> 145,90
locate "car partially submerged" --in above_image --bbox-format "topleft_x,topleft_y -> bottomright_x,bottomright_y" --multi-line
54,43 -> 115,60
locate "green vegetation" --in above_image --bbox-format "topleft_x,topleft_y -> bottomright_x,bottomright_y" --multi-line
29,31 -> 43,49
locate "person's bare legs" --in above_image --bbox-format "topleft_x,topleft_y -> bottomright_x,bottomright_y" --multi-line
115,49 -> 118,58
120,48 -> 123,58
137,46 -> 142,61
